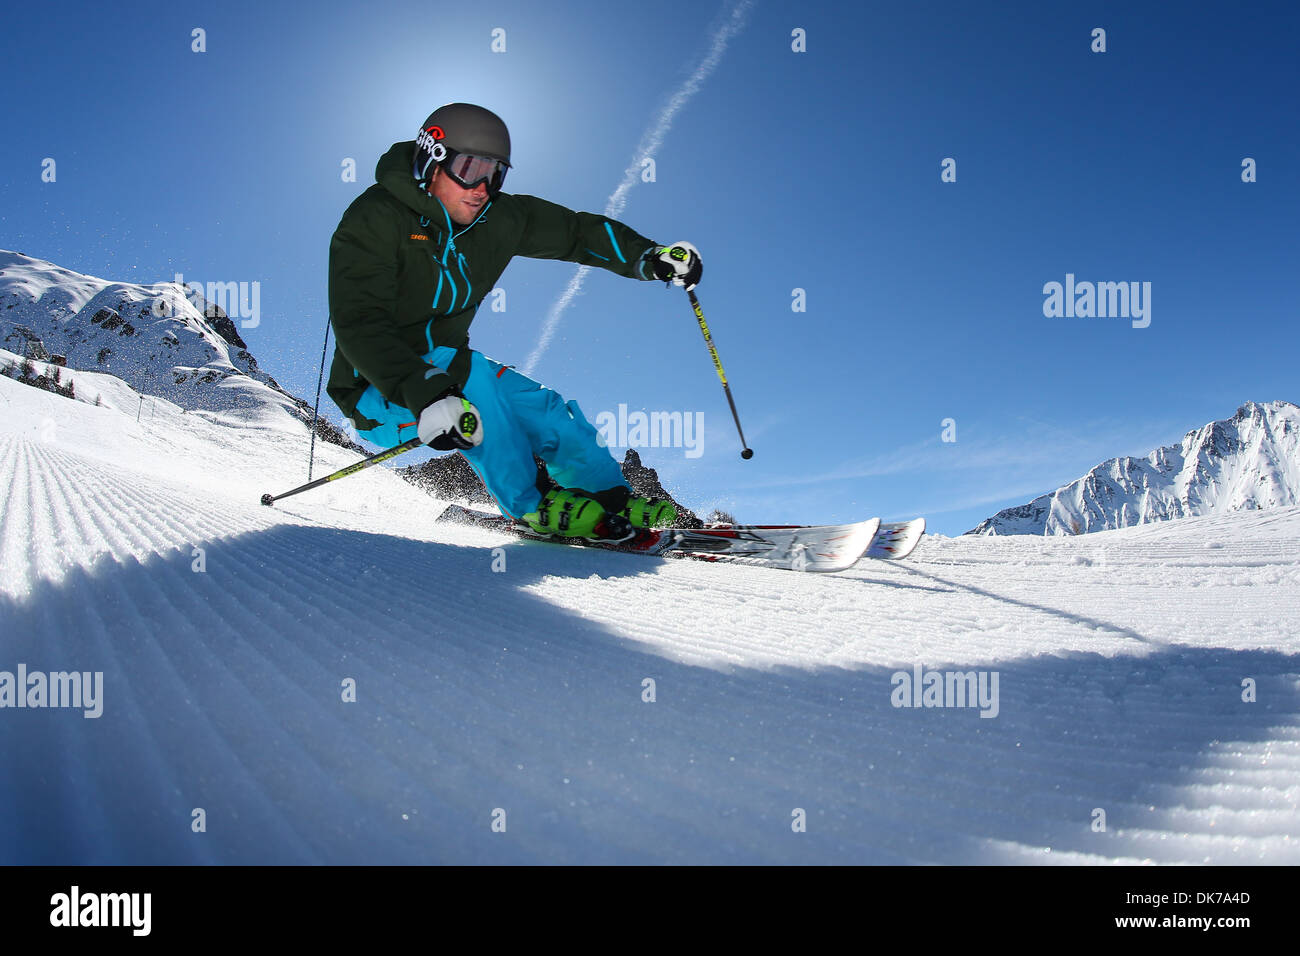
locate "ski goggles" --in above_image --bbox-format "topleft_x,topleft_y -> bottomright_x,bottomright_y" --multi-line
439,148 -> 509,194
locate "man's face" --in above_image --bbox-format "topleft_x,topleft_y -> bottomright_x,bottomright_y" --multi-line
428,166 -> 489,226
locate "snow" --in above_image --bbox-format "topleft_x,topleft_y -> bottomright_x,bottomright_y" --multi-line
1,372 -> 1298,864
0,250 -> 307,427
971,400 -> 1300,535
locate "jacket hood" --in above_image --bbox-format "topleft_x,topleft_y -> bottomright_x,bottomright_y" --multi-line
375,141 -> 454,222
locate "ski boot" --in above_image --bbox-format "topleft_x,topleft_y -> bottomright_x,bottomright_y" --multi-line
579,486 -> 678,530
522,488 -> 635,542
619,496 -> 677,529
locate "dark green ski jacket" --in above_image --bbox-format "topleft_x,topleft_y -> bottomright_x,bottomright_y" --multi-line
327,140 -> 661,429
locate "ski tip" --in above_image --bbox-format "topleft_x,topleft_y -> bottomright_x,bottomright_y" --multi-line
798,517 -> 882,573
863,517 -> 926,561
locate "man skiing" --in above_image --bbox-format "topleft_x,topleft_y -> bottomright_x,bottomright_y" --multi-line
326,103 -> 702,541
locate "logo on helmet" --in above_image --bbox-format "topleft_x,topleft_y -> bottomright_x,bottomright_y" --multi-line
416,125 -> 447,161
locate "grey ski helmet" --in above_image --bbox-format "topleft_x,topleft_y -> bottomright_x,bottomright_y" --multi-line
413,103 -> 511,194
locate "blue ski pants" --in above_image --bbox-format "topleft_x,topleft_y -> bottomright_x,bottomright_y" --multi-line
353,346 -> 629,518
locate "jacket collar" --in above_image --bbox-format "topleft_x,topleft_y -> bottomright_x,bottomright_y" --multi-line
376,141 -> 449,221
375,141 -> 496,238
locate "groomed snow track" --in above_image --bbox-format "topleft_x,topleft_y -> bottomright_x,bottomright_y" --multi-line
1,380 -> 1298,864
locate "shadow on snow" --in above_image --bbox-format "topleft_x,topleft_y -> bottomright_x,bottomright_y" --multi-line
0,521 -> 1295,864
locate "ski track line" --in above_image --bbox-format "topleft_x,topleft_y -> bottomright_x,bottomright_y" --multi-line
63,548 -> 323,863
2,439 -> 60,592
0,587 -> 130,864
153,578 -> 452,864
111,557 -> 365,864
37,440 -> 271,545
3,437 -> 269,594
4,442 -> 450,860
35,443 -> 162,572
31,524 -> 463,861
192,532 -> 530,791
122,518 -> 546,858
0,560 -> 219,863
0,437 -> 36,594
26,480 -> 769,861
18,560 -> 234,864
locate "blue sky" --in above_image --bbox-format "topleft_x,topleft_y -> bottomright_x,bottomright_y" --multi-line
2,0 -> 1297,533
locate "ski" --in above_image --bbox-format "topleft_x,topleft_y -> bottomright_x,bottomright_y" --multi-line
435,504 -> 918,572
703,516 -> 926,562
865,518 -> 926,560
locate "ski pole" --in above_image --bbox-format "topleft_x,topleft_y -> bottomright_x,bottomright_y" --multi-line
260,436 -> 422,506
686,288 -> 753,459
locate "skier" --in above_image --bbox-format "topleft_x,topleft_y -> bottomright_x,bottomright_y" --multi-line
326,103 -> 702,540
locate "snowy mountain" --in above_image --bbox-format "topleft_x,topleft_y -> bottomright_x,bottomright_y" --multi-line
968,401 -> 1300,535
3,369 -> 1299,864
0,250 -> 356,448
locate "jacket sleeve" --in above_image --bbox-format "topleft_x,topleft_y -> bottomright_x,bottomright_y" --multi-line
327,198 -> 453,416
510,194 -> 661,279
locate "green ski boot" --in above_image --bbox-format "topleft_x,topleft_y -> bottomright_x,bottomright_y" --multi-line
522,488 -> 634,542
573,486 -> 678,530
619,496 -> 677,529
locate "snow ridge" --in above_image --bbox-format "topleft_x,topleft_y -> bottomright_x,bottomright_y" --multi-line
969,401 -> 1300,535
0,250 -> 322,436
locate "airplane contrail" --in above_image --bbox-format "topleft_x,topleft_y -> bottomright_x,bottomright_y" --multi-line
521,0 -> 755,375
